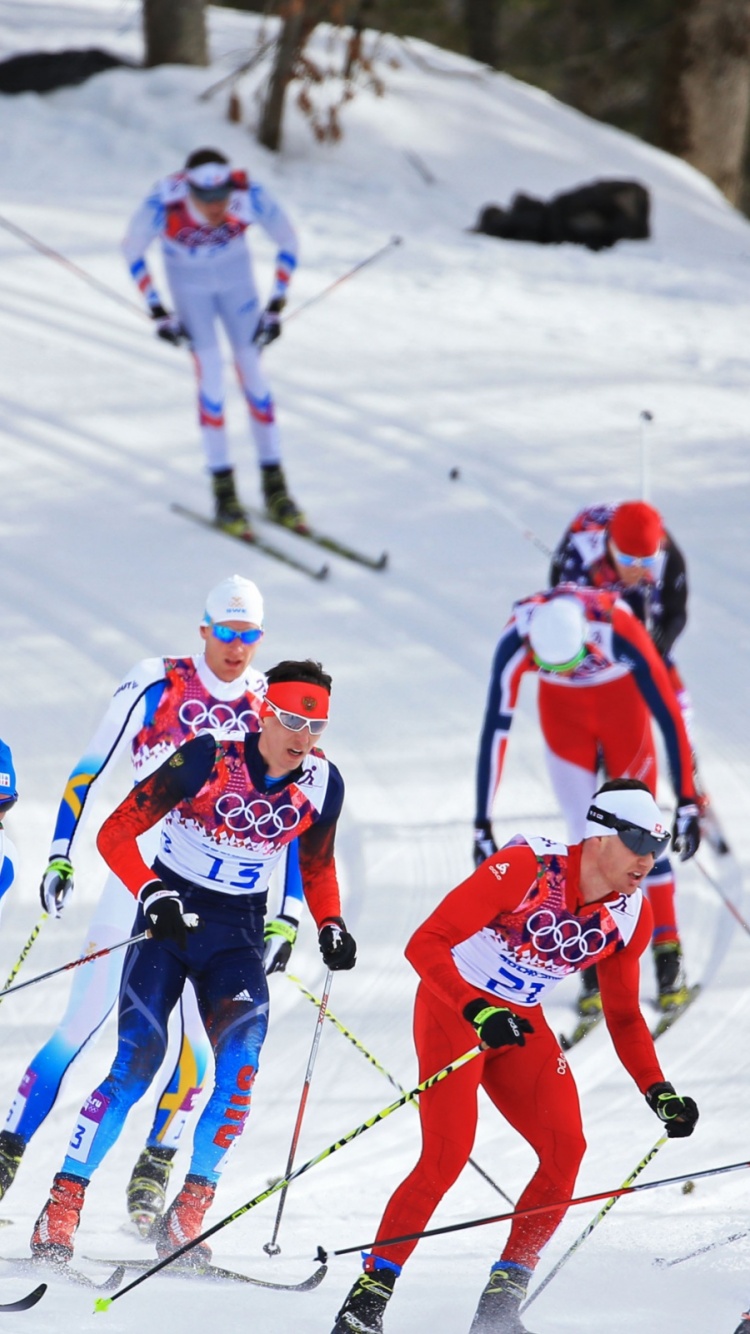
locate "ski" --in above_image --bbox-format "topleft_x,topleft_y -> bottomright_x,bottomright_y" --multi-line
559,1012 -> 604,1051
0,1256 -> 124,1291
170,505 -> 330,581
0,1283 -> 47,1312
655,1225 -> 750,1268
84,1254 -> 327,1291
651,984 -> 701,1040
250,510 -> 388,572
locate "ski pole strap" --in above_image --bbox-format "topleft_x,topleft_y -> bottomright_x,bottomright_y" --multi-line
332,1156 -> 750,1258
94,1044 -> 484,1308
0,912 -> 48,1006
521,1133 -> 668,1312
0,930 -> 149,999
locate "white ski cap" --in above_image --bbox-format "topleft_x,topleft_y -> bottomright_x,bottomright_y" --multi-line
203,575 -> 264,627
186,161 -> 232,191
584,786 -> 668,841
528,597 -> 587,668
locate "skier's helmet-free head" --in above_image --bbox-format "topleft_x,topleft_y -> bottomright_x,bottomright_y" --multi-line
185,147 -> 233,202
203,574 -> 264,628
584,779 -> 670,857
527,597 -> 587,673
608,501 -> 662,561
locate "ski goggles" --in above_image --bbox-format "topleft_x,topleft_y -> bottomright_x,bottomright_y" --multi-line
207,618 -> 263,645
186,165 -> 233,203
586,804 -> 670,856
610,541 -> 659,571
264,699 -> 328,736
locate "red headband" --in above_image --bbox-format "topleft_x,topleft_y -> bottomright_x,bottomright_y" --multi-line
263,681 -> 330,719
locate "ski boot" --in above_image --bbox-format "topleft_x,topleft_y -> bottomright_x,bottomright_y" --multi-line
30,1172 -> 88,1264
261,463 -> 307,532
654,942 -> 689,1011
468,1261 -> 536,1334
331,1265 -> 398,1333
577,963 -> 602,1018
211,468 -> 251,536
126,1144 -> 177,1238
0,1130 -> 25,1200
155,1174 -> 215,1267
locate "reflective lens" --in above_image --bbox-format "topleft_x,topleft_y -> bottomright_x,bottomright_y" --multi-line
188,182 -> 233,203
265,699 -> 328,735
610,541 -> 659,570
209,619 -> 263,645
587,804 -> 669,856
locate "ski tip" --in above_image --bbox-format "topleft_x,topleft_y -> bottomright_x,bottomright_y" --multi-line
315,564 -> 331,581
315,1245 -> 329,1265
375,552 -> 389,571
93,1296 -> 113,1314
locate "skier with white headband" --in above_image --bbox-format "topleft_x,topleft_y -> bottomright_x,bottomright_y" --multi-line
122,147 -> 302,535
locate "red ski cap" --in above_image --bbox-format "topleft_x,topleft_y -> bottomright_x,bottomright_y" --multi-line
609,501 -> 662,558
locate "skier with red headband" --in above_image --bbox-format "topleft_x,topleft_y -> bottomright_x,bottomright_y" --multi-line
122,146 -> 302,535
29,659 -> 355,1267
331,779 -> 698,1334
548,500 -> 697,1016
473,587 -> 701,1016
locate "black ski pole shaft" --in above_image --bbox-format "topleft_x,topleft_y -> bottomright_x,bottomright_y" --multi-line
92,1045 -> 483,1310
0,912 -> 48,1006
263,969 -> 333,1256
288,972 -> 514,1206
331,1157 -> 750,1258
521,1133 -> 668,1312
0,212 -> 147,319
0,931 -> 149,999
284,236 -> 403,325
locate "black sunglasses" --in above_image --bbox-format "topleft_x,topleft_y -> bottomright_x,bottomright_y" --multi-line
587,804 -> 670,856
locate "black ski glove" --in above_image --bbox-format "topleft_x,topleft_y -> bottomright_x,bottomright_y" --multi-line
463,998 -> 534,1049
672,799 -> 701,862
318,917 -> 357,971
473,821 -> 498,868
151,303 -> 189,346
253,297 -> 285,347
140,881 -> 195,949
645,1081 -> 699,1138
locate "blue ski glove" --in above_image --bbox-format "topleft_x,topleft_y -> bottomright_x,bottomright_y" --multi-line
264,913 -> 299,975
318,917 -> 357,971
40,857 -> 75,917
645,1081 -> 699,1138
464,998 -> 534,1049
253,297 -> 285,347
671,799 -> 700,861
473,821 -> 498,868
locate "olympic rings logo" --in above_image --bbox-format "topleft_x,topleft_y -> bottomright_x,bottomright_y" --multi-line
214,793 -> 301,836
179,700 -> 256,735
526,909 -> 607,965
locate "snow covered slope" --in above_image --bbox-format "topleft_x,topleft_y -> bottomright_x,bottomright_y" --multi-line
0,3 -> 749,1331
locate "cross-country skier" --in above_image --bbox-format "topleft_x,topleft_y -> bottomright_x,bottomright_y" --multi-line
30,659 -> 356,1265
0,575 -> 303,1238
0,740 -> 19,918
332,779 -> 698,1334
122,146 -> 301,536
473,587 -> 701,1015
548,500 -> 695,1016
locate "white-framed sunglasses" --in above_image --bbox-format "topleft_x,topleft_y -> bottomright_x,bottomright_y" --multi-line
265,699 -> 328,736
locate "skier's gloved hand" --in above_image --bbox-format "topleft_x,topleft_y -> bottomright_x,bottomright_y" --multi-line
463,998 -> 534,1049
253,297 -> 285,348
318,917 -> 357,971
672,799 -> 701,862
150,303 -> 188,347
40,857 -> 75,917
473,821 -> 498,868
263,913 -> 299,975
140,881 -> 198,949
645,1081 -> 699,1138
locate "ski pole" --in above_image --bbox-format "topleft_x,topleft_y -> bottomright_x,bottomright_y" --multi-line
639,409 -> 653,501
263,969 -> 333,1256
0,212 -> 147,320
288,972 -> 514,1206
331,1156 -> 750,1258
93,1044 -> 483,1310
283,236 -> 403,325
521,1133 -> 668,1312
0,912 -> 48,1007
0,931 -> 149,999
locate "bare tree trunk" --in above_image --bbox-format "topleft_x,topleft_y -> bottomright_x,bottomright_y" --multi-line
258,1 -> 309,151
143,0 -> 208,69
658,0 -> 750,204
464,0 -> 501,67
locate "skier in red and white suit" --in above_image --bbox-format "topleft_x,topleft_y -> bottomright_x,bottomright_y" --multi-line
473,587 -> 701,1013
122,146 -> 302,530
331,781 -> 699,1334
